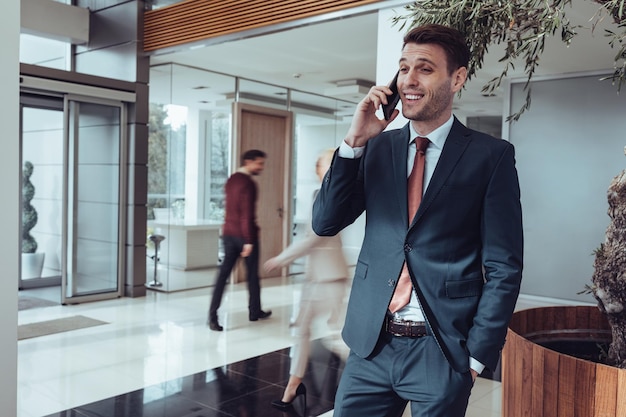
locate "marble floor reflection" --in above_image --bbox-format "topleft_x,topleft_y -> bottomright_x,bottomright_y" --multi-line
18,273 -> 569,417
18,275 -> 346,417
40,340 -> 340,417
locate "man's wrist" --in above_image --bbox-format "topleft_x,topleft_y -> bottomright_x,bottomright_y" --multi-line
338,141 -> 364,159
469,357 -> 485,375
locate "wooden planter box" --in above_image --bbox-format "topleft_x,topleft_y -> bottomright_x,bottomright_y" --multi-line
502,305 -> 626,417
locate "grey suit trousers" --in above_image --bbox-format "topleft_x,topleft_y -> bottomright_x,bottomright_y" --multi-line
333,330 -> 474,417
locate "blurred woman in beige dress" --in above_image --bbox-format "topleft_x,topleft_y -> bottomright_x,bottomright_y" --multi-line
265,149 -> 349,412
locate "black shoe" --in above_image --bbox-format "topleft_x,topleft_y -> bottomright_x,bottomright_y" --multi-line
249,310 -> 272,321
271,383 -> 307,412
208,318 -> 223,331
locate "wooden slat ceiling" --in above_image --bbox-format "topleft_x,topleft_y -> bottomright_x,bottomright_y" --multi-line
144,0 -> 382,51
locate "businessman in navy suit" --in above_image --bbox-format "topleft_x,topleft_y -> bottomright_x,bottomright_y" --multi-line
312,24 -> 523,417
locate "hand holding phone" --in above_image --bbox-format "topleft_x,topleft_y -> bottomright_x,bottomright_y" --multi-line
382,71 -> 400,120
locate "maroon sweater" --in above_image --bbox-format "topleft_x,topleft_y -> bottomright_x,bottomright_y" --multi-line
222,172 -> 259,243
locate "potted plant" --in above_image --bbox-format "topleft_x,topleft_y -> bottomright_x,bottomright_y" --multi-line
22,160 -> 45,279
394,1 -> 626,415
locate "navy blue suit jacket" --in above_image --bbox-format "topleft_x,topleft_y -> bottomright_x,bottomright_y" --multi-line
312,119 -> 523,373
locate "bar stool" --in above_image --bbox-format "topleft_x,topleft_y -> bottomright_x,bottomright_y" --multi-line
146,234 -> 165,288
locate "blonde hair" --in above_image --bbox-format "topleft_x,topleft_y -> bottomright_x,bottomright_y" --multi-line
316,148 -> 335,181
316,148 -> 334,168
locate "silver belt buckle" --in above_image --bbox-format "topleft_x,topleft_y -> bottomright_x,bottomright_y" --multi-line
387,317 -> 407,336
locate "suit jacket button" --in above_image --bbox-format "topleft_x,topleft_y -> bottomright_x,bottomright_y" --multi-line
388,279 -> 395,287
404,244 -> 412,252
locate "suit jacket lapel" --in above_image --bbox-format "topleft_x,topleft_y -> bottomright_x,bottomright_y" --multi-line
391,124 -> 411,226
410,118 -> 472,228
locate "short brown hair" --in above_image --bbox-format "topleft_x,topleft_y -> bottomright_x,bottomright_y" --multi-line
403,24 -> 470,75
241,149 -> 266,164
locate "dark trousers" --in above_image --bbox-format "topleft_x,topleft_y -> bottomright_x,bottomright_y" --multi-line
208,236 -> 262,319
333,331 -> 473,417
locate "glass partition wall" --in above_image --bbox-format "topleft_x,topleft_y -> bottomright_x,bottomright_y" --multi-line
148,63 -> 354,291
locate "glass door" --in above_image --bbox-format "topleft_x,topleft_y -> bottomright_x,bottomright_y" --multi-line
20,79 -> 131,305
62,96 -> 126,303
19,94 -> 65,290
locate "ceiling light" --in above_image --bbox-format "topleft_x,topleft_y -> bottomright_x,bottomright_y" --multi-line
324,79 -> 374,102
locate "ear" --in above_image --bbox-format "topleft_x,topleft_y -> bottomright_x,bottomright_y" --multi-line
451,67 -> 467,93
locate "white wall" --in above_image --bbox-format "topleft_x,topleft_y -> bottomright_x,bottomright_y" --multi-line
294,123 -> 347,221
509,72 -> 626,303
0,0 -> 20,414
293,121 -> 369,264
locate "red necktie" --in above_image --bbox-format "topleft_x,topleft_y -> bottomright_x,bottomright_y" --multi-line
388,137 -> 430,313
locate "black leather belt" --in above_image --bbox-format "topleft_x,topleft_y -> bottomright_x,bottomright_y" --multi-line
385,315 -> 428,337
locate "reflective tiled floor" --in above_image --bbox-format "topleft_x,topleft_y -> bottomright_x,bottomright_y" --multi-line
18,275 -> 563,417
38,342 -> 339,417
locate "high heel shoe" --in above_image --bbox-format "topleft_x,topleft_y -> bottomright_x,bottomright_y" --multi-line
271,382 -> 307,413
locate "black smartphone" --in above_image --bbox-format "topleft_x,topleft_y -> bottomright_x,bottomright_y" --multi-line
382,71 -> 400,120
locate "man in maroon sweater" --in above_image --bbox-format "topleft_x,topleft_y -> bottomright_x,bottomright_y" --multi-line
208,149 -> 272,331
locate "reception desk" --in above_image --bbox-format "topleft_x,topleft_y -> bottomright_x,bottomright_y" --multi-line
151,219 -> 221,270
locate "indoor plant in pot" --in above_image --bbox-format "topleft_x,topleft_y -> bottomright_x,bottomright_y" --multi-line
589,159 -> 626,368
22,160 -> 45,279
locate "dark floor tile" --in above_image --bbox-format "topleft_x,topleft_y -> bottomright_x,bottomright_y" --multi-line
71,389 -> 229,417
41,337 -> 344,417
217,384 -> 285,417
227,350 -> 292,385
169,367 -> 274,408
218,384 -> 333,417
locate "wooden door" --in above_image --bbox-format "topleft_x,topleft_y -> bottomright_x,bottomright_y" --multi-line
232,102 -> 292,281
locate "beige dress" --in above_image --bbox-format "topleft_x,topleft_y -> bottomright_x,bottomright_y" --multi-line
272,200 -> 349,377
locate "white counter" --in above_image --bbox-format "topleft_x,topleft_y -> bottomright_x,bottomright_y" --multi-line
151,219 -> 222,270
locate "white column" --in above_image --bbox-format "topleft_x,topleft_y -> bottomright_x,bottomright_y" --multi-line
184,108 -> 200,220
184,108 -> 211,221
0,0 -> 20,415
377,8 -> 409,131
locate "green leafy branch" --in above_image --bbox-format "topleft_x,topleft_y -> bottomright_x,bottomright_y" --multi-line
392,0 -> 626,121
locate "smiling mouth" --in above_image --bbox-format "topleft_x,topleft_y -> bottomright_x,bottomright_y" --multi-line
404,94 -> 424,101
